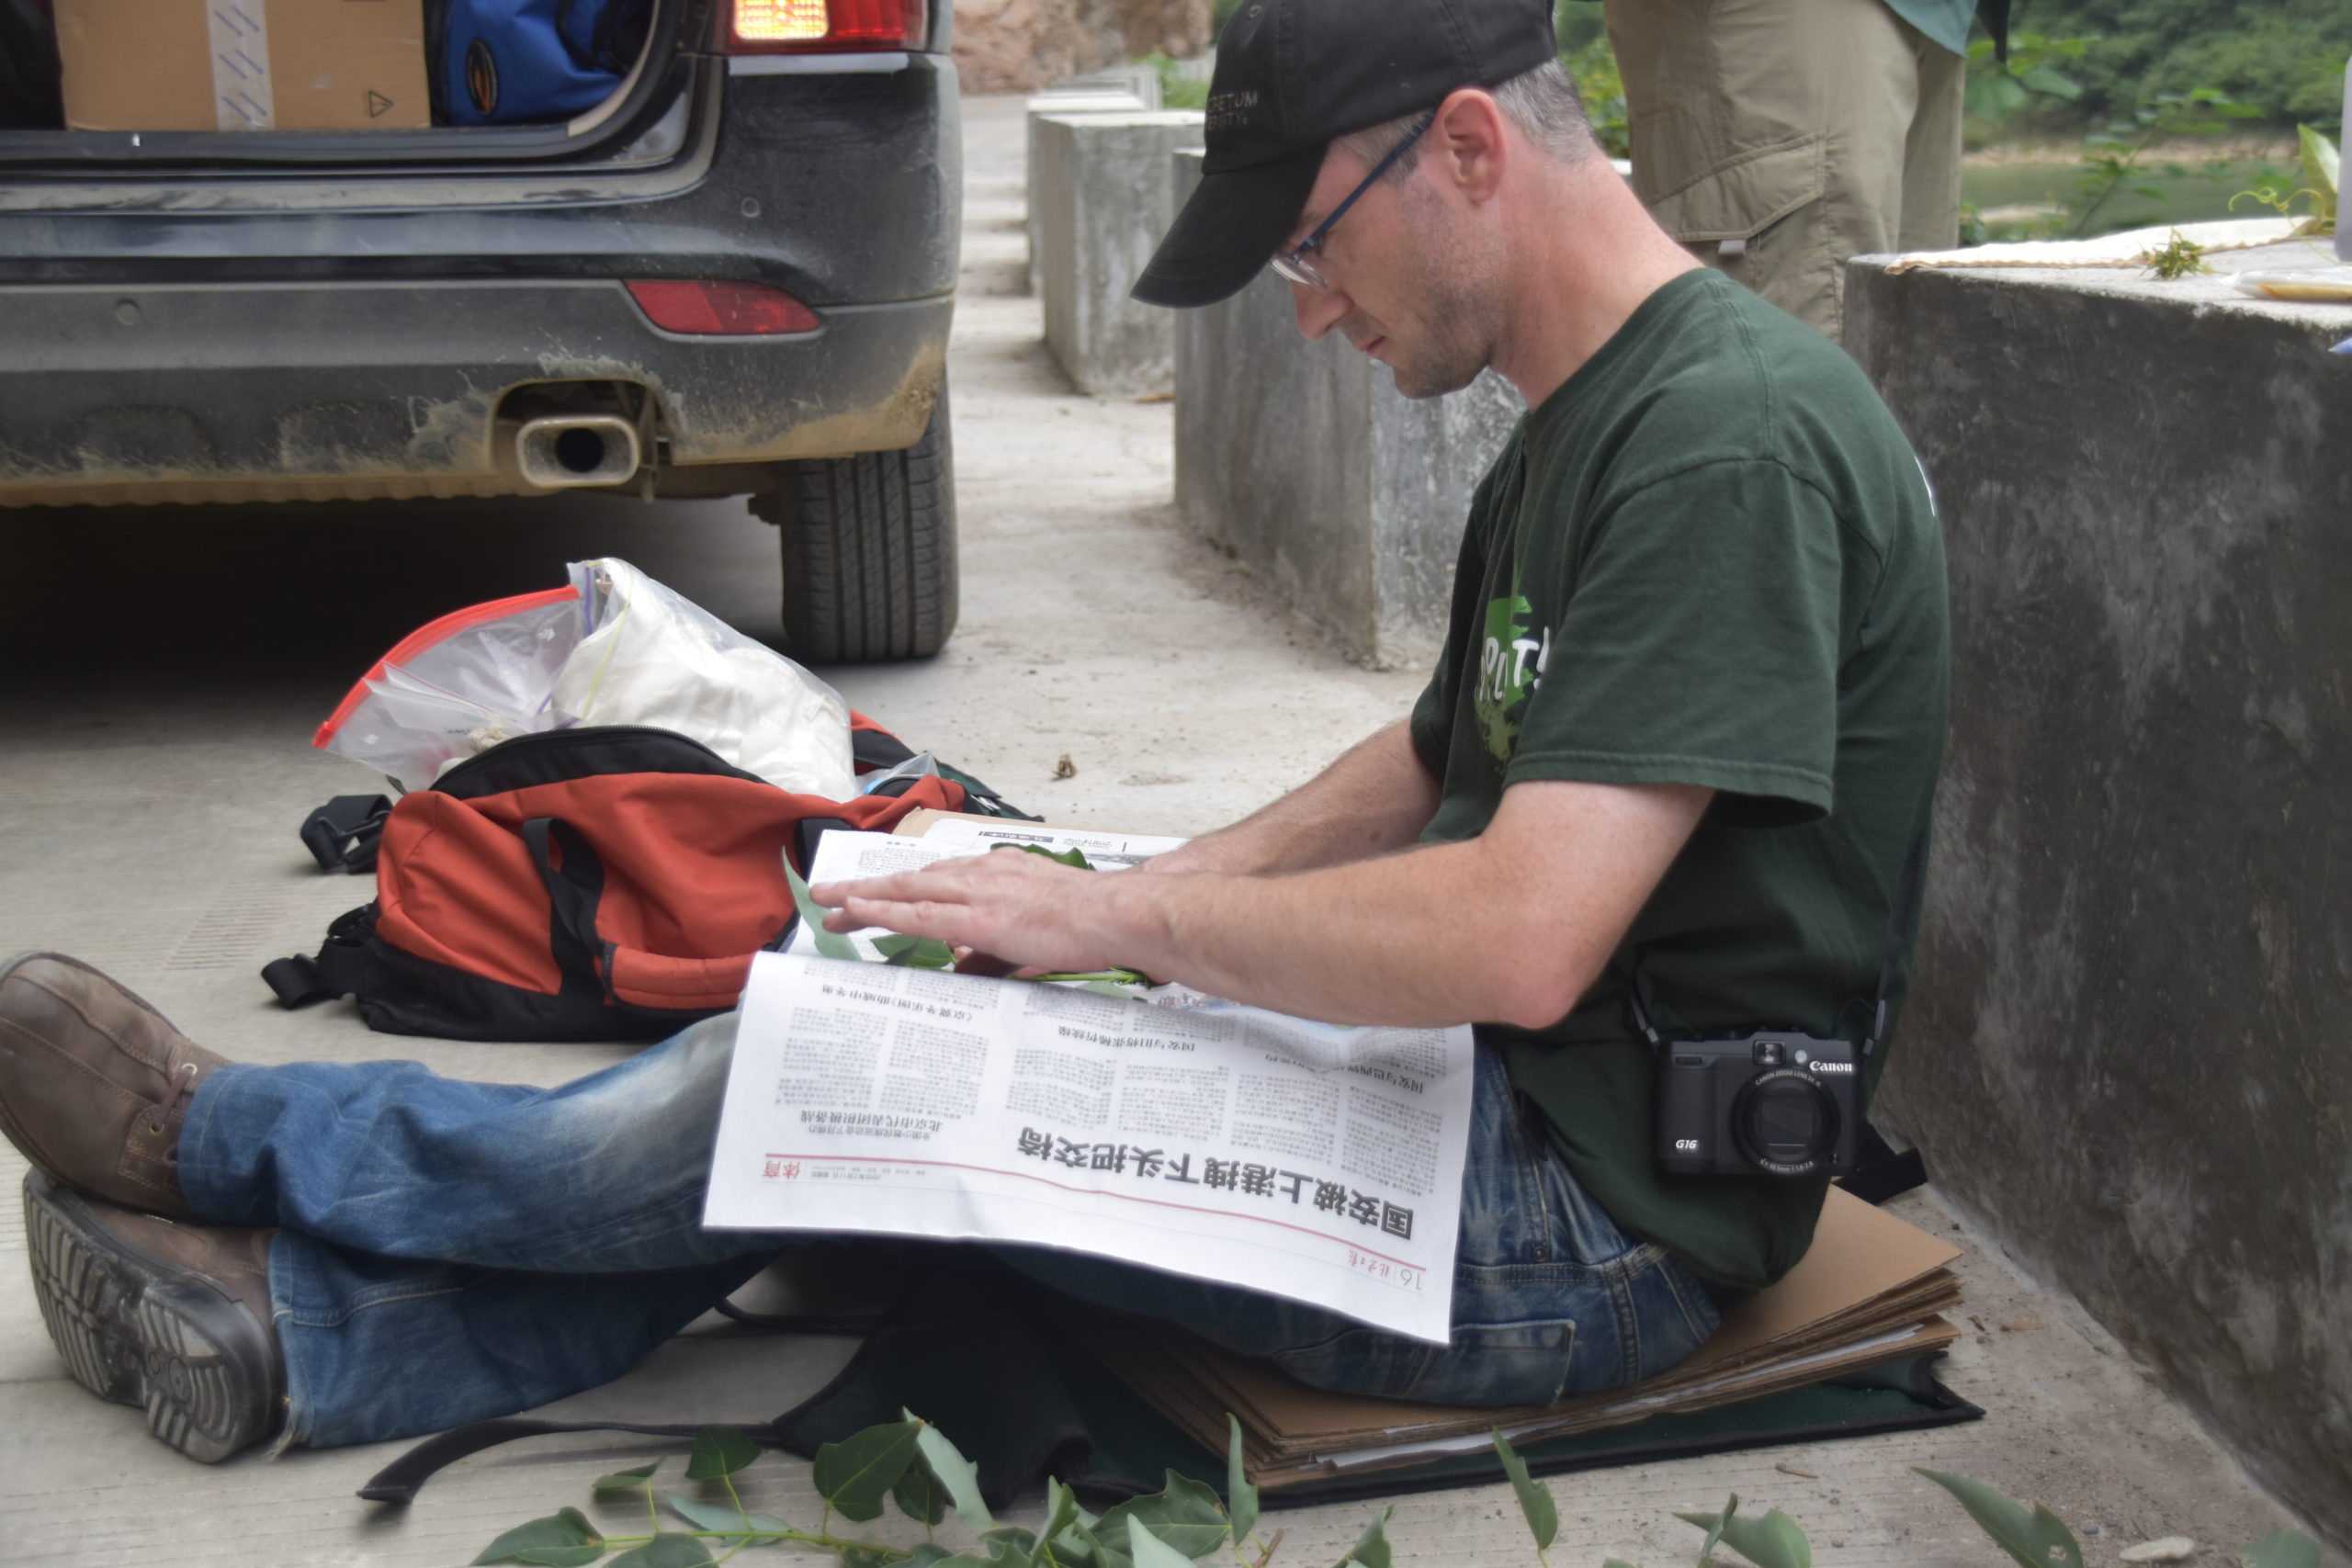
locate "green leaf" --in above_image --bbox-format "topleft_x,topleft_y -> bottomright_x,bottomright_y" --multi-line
842,1550 -> 896,1568
813,1419 -> 924,1523
607,1536 -> 716,1568
2300,125 -> 2339,215
1335,1504 -> 1394,1568
1127,1519 -> 1197,1568
1227,1415 -> 1261,1549
1606,1561 -> 1644,1568
681,1425 -> 762,1482
894,1450 -> 951,1526
474,1507 -> 603,1565
511,1551 -> 605,1568
1096,1472 -> 1231,1560
1678,1495 -> 1738,1565
1914,1469 -> 2083,1568
1491,1427 -> 1558,1552
1067,1518 -> 1135,1568
907,1550 -> 958,1567
662,1494 -> 750,1535
1044,1476 -> 1086,1546
875,933 -> 959,969
1004,842 -> 1094,869
2241,1531 -> 2322,1568
910,1412 -> 995,1533
784,855 -> 863,961
591,1461 -> 662,1494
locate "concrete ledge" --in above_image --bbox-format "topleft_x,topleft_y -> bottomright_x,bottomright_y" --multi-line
1034,111 -> 1206,397
1170,150 -> 1522,668
1023,89 -> 1151,293
1846,242 -> 2352,1544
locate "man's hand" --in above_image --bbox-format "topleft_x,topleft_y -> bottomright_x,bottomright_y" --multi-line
809,851 -> 1159,976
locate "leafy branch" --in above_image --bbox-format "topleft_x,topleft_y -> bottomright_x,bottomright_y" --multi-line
470,1416 -> 2325,1568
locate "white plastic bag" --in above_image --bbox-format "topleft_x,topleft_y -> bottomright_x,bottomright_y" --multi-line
316,560 -> 856,799
549,558 -> 855,799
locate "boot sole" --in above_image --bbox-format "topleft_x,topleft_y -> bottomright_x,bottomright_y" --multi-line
23,1170 -> 277,1462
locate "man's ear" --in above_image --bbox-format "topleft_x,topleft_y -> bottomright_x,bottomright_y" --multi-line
1430,87 -> 1510,206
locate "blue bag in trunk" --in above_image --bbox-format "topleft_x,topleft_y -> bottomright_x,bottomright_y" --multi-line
440,0 -> 653,126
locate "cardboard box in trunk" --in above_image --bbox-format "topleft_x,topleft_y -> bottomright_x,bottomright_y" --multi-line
57,0 -> 432,132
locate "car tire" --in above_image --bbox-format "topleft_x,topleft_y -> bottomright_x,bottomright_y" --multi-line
755,389 -> 959,663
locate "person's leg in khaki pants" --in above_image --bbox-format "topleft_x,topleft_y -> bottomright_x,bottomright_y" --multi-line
1603,0 -> 1966,340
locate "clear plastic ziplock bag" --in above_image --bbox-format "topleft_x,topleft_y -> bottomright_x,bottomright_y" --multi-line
316,559 -> 857,798
313,587 -> 583,791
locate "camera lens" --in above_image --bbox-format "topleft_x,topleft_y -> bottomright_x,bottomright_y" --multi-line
1729,1069 -> 1841,1177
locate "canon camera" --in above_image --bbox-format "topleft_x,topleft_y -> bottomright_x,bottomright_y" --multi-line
1655,1030 -> 1862,1179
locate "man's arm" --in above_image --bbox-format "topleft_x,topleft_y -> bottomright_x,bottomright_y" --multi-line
813,776 -> 1711,1029
1142,718 -> 1440,878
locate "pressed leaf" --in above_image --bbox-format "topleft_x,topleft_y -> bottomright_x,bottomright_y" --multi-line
1491,1427 -> 1558,1552
1096,1472 -> 1230,1559
2241,1531 -> 2322,1568
1914,1469 -> 2082,1568
876,933 -> 958,969
784,856 -> 864,961
1127,1519 -> 1197,1568
895,1450 -> 951,1526
814,1419 -> 924,1523
1227,1415 -> 1261,1549
683,1425 -> 762,1482
1337,1504 -> 1395,1568
910,1412 -> 995,1533
474,1507 -> 603,1565
591,1461 -> 662,1494
606,1535 -> 717,1568
1006,843 -> 1093,869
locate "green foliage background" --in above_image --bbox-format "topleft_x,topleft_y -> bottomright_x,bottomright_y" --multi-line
2016,0 -> 2348,128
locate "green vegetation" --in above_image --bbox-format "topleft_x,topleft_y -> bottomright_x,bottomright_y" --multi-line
468,1417 -> 2326,1567
2001,0 -> 2347,131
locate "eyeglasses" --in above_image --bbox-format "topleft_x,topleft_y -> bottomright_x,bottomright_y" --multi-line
1270,110 -> 1438,289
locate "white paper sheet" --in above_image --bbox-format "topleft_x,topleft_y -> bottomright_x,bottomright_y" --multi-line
709,834 -> 1476,1342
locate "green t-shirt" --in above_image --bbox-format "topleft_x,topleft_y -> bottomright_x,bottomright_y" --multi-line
1408,269 -> 1949,1292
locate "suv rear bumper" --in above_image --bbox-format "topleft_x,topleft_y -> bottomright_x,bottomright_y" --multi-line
0,278 -> 949,507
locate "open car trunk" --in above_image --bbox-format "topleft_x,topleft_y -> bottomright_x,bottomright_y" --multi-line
0,0 -> 701,170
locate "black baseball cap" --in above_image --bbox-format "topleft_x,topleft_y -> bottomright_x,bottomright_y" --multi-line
1131,0 -> 1557,310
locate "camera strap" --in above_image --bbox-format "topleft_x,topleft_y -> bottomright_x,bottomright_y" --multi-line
1617,829 -> 1928,1060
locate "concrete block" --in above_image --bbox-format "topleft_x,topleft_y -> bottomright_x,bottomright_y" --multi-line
1034,110 -> 1206,397
1023,89 -> 1150,292
1052,65 -> 1164,108
1844,244 -> 2352,1544
1170,149 -> 1523,669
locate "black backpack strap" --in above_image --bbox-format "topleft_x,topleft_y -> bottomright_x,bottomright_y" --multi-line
793,817 -> 854,876
1836,1121 -> 1929,1205
264,905 -> 392,1010
358,1418 -> 775,1506
300,795 -> 393,874
521,818 -> 613,1010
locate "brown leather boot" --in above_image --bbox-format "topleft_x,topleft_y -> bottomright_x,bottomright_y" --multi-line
0,953 -> 229,1220
24,1169 -> 286,1462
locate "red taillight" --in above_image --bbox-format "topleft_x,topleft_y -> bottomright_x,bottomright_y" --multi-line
727,0 -> 926,51
627,279 -> 821,335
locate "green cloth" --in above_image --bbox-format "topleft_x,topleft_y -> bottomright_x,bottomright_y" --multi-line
1408,269 -> 1949,1292
1880,0 -> 1976,56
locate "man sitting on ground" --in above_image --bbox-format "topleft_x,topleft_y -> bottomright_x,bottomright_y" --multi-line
0,0 -> 1945,1462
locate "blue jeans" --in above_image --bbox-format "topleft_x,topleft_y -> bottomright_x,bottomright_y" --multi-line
178,1016 -> 1721,1449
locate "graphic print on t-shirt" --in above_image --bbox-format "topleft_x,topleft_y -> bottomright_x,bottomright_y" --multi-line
1474,567 -> 1549,766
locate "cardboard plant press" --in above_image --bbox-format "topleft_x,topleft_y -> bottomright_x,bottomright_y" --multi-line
1082,1184 -> 1966,1488
57,0 -> 432,132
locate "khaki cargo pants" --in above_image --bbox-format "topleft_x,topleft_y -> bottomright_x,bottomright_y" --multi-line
1604,0 -> 1965,340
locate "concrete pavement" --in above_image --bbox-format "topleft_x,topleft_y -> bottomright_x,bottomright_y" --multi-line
0,94 -> 2328,1567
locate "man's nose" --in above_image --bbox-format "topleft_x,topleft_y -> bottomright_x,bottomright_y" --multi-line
1290,277 -> 1351,341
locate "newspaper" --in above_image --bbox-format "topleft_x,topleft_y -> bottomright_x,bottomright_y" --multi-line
704,829 -> 1476,1343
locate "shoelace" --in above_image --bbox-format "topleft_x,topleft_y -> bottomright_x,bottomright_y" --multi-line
148,1059 -> 201,1154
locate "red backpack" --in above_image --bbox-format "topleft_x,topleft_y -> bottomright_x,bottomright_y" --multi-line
264,720 -> 1031,1042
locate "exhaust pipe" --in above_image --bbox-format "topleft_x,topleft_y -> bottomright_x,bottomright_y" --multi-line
515,414 -> 642,489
